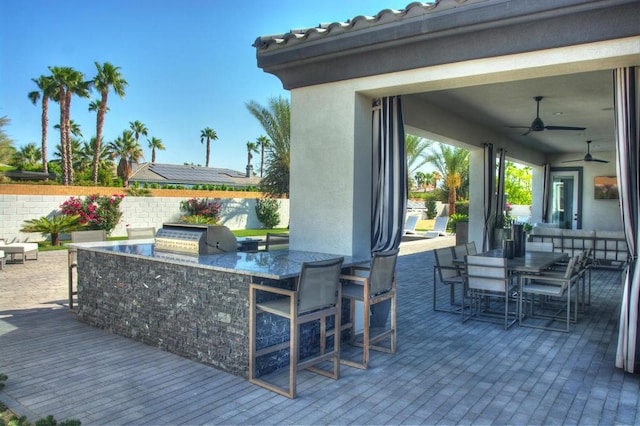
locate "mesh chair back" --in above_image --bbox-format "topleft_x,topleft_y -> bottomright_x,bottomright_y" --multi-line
71,230 -> 106,243
563,255 -> 579,279
297,257 -> 344,314
465,255 -> 509,292
466,241 -> 478,255
369,249 -> 399,296
265,233 -> 289,251
434,247 -> 458,280
453,244 -> 467,261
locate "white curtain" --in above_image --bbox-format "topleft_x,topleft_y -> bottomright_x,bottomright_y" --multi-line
482,143 -> 496,251
614,66 -> 640,373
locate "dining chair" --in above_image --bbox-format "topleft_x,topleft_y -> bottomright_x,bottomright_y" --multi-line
463,255 -> 517,330
466,241 -> 478,255
519,255 -> 580,332
340,249 -> 398,369
264,232 -> 289,251
453,244 -> 468,262
126,227 -> 156,239
248,257 -> 344,398
68,229 -> 107,311
433,247 -> 466,314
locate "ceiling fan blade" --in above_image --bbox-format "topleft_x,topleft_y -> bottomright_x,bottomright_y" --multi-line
591,158 -> 610,163
521,129 -> 532,136
561,159 -> 584,163
505,126 -> 530,129
544,125 -> 586,131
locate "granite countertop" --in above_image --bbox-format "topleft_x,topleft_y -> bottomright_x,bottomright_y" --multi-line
71,240 -> 368,280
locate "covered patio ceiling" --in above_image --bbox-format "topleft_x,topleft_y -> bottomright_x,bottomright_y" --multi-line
406,69 -> 614,159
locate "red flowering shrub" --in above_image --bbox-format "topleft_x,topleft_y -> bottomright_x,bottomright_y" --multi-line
179,198 -> 221,225
60,194 -> 125,235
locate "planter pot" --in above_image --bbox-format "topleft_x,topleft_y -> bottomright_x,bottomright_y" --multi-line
492,228 -> 509,250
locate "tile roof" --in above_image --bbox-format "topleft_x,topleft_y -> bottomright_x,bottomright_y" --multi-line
253,1 -> 471,51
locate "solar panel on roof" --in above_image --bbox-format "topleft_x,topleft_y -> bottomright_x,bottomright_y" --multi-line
148,164 -> 240,184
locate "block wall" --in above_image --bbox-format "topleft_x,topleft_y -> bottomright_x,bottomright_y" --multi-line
0,193 -> 289,242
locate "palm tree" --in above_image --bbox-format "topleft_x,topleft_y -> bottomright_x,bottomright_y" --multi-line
405,134 -> 433,176
0,116 -> 16,164
200,127 -> 218,167
245,96 -> 290,197
432,171 -> 442,189
49,66 -> 90,185
246,141 -> 259,175
129,120 -> 148,147
20,213 -> 86,246
255,135 -> 271,177
11,143 -> 42,168
28,75 -> 57,174
107,130 -> 144,187
93,62 -> 127,184
427,143 -> 469,215
147,137 -> 165,163
54,120 -> 82,138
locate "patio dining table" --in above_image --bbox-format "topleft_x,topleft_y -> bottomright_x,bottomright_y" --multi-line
453,249 -> 567,274
471,249 -> 568,274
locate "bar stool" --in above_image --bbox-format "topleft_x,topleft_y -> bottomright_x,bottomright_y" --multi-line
249,257 -> 344,398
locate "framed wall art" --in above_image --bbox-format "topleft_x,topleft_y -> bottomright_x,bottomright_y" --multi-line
594,176 -> 618,200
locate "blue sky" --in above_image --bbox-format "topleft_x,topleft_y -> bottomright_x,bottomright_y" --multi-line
1,0 -> 412,173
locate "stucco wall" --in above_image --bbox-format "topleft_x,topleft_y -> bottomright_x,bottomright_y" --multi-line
0,193 -> 290,242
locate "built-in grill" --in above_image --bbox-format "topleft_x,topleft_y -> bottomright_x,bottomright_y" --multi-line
154,224 -> 238,255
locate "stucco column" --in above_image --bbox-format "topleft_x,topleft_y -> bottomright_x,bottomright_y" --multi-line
530,165 -> 544,224
289,86 -> 372,257
468,148 -> 485,248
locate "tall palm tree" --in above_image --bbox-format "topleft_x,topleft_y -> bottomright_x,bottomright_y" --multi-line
54,120 -> 82,138
147,137 -> 165,163
245,96 -> 290,197
93,62 -> 127,184
107,130 -> 144,187
28,75 -> 57,174
427,143 -> 469,215
246,141 -> 259,175
255,135 -> 271,177
200,127 -> 217,167
49,66 -> 90,185
129,120 -> 148,147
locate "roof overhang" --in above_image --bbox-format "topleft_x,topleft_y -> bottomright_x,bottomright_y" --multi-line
255,0 -> 640,90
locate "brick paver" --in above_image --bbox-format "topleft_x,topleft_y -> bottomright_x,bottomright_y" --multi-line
1,241 -> 639,425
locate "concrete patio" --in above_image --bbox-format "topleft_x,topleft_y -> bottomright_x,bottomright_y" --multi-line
1,239 -> 639,425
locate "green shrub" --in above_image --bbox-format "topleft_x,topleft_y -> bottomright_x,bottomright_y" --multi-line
124,187 -> 152,197
448,213 -> 469,232
425,200 -> 438,219
454,201 -> 469,216
179,198 -> 221,225
255,198 -> 280,229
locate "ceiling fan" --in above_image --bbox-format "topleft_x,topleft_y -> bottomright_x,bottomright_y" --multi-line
507,96 -> 586,136
562,140 -> 610,164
